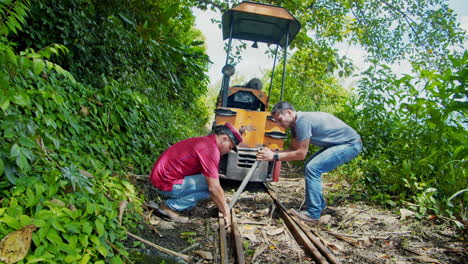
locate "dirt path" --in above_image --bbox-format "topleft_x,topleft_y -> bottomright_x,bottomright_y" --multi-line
133,167 -> 467,264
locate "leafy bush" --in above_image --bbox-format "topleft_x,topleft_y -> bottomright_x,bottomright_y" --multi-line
1,0 -> 212,262
340,53 -> 467,222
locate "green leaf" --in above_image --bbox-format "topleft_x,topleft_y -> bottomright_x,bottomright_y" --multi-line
109,257 -> 124,264
97,245 -> 108,257
19,136 -> 37,148
118,13 -> 135,26
0,97 -> 10,111
0,158 -> 4,176
82,222 -> 93,235
6,49 -> 17,65
79,254 -> 91,264
10,144 -> 20,158
46,228 -> 63,245
51,219 -> 66,232
0,215 -> 22,229
90,235 -> 101,246
19,214 -> 32,226
33,59 -> 45,75
448,189 -> 468,201
95,219 -> 105,236
64,222 -> 80,233
65,254 -> 81,263
12,92 -> 30,106
33,218 -> 48,228
16,152 -> 29,171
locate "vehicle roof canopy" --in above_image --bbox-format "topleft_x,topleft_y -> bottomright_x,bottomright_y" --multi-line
222,1 -> 301,48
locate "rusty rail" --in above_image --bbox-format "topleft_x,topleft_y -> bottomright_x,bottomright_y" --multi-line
231,208 -> 245,264
218,212 -> 229,264
265,183 -> 342,264
216,184 -> 341,264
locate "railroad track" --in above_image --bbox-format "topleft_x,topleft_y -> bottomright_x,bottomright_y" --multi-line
217,183 -> 341,264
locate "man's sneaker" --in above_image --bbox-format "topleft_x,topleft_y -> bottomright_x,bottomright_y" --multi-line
288,209 -> 320,224
321,206 -> 338,216
148,201 -> 189,223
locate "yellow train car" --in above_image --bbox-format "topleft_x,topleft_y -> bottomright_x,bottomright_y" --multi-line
214,1 -> 301,182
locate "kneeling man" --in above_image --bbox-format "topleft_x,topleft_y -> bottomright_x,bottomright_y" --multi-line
149,123 -> 242,227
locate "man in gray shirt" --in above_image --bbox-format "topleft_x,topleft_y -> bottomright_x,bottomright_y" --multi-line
257,101 -> 362,223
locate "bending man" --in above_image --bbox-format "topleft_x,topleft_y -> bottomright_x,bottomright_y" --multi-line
150,123 -> 242,226
257,101 -> 362,223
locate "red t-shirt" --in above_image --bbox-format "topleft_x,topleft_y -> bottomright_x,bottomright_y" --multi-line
150,134 -> 220,191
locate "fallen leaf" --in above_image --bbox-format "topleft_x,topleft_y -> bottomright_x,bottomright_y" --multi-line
67,204 -> 77,211
326,243 -> 342,252
149,218 -> 159,225
193,250 -> 213,260
266,227 -> 284,236
256,208 -> 269,216
330,233 -> 368,248
48,198 -> 65,207
118,200 -> 128,225
319,215 -> 331,224
410,255 -> 441,263
400,208 -> 416,219
357,237 -> 371,247
80,106 -> 89,115
79,169 -> 94,179
35,136 -> 44,150
243,231 -> 258,243
0,225 -> 37,264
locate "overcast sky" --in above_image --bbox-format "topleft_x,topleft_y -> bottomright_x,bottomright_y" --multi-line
194,0 -> 468,87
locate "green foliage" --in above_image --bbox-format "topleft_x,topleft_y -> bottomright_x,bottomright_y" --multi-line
198,0 -> 465,71
0,172 -> 141,263
1,0 -> 211,262
201,1 -> 466,223
340,52 -> 467,219
0,0 -> 29,37
15,0 -> 210,110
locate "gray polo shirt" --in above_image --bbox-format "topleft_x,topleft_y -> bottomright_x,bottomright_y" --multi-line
292,112 -> 361,147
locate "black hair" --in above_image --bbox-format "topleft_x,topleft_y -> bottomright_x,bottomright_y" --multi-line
271,101 -> 295,115
214,126 -> 229,136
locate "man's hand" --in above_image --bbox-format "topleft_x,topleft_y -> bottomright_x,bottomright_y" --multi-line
256,147 -> 274,161
223,211 -> 231,229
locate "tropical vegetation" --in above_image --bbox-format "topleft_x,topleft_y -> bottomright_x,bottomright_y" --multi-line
0,0 -> 466,262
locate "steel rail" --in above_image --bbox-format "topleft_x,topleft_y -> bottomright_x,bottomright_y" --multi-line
216,183 -> 342,264
265,183 -> 342,264
218,212 -> 229,264
230,208 -> 245,264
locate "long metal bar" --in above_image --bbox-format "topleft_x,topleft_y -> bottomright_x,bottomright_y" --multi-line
218,212 -> 229,264
231,208 -> 245,264
280,25 -> 290,101
291,214 -> 343,264
264,185 -> 340,263
225,19 -> 234,66
229,161 -> 260,209
267,44 -> 280,106
265,184 -> 330,264
221,21 -> 234,108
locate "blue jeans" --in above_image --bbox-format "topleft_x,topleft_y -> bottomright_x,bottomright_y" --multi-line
305,142 -> 362,219
155,174 -> 211,212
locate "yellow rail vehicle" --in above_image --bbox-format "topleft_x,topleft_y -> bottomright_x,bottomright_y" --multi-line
214,1 -> 301,182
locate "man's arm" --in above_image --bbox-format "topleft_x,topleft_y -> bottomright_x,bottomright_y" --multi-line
256,137 -> 310,161
205,176 -> 231,227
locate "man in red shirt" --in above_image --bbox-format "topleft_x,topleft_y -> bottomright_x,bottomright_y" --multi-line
150,123 -> 242,227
